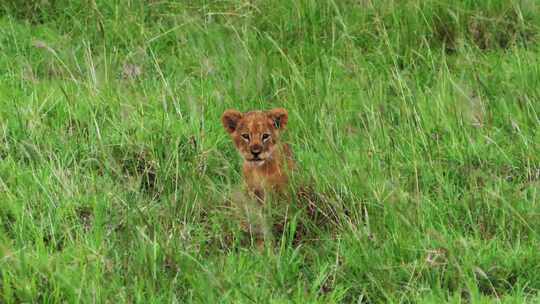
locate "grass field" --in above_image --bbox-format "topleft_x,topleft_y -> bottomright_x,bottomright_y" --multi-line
1,0 -> 539,302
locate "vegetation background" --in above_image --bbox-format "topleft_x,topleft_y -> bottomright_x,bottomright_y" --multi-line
0,0 -> 539,302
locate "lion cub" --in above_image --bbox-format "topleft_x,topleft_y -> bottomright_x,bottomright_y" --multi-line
222,108 -> 294,202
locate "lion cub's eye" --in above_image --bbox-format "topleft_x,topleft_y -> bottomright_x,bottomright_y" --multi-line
262,133 -> 270,141
241,134 -> 250,141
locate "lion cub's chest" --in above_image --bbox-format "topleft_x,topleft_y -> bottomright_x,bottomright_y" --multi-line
243,159 -> 289,200
244,144 -> 294,198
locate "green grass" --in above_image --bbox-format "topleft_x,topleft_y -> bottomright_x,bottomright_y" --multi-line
0,0 -> 539,302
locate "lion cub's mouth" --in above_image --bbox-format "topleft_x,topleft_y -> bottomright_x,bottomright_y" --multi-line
247,158 -> 265,164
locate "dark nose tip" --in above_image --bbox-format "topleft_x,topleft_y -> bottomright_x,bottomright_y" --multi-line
251,145 -> 262,155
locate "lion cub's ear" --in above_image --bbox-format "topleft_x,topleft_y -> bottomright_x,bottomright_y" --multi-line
222,109 -> 243,134
267,108 -> 288,130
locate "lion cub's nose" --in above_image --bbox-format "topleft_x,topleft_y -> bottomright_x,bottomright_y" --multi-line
250,145 -> 262,156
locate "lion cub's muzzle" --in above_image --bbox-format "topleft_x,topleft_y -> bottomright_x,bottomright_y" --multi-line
249,145 -> 263,161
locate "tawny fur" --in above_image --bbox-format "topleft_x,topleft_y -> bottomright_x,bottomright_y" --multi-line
222,108 -> 294,202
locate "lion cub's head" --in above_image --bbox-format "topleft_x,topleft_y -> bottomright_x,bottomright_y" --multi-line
222,108 -> 288,165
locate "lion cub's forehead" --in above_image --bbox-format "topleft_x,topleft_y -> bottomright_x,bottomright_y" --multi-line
238,112 -> 273,133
